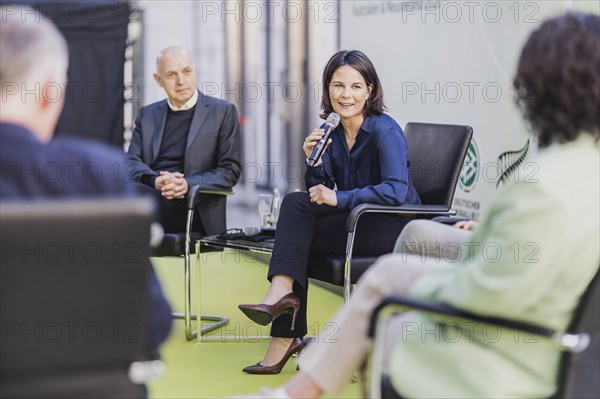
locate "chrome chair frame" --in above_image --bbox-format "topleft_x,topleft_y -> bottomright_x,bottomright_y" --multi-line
337,123 -> 474,302
168,185 -> 232,341
366,271 -> 599,399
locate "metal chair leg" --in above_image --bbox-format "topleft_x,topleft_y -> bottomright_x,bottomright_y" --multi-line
343,230 -> 357,303
171,313 -> 229,340
172,210 -> 229,341
195,241 -> 274,343
192,240 -> 228,340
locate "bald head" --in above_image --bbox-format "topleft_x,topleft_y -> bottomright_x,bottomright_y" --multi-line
156,47 -> 192,70
153,47 -> 197,108
0,5 -> 68,142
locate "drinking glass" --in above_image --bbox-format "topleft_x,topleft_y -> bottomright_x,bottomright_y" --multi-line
258,194 -> 273,228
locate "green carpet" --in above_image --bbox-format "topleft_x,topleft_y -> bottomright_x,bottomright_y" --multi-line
148,251 -> 361,398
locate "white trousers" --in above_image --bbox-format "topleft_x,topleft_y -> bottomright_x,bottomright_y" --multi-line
298,220 -> 472,396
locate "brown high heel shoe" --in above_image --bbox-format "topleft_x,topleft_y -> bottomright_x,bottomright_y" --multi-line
238,292 -> 300,330
242,338 -> 303,374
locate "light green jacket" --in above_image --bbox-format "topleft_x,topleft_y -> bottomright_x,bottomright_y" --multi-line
391,134 -> 600,398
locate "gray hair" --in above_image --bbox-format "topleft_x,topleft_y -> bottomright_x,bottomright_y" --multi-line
0,5 -> 68,88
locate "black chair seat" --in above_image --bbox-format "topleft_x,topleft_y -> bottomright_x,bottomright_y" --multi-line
0,199 -> 154,398
151,232 -> 204,257
308,122 -> 473,300
308,257 -> 379,286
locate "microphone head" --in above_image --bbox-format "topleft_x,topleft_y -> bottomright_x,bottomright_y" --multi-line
325,113 -> 341,128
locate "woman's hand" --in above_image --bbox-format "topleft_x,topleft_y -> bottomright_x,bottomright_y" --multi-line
303,129 -> 332,166
309,184 -> 337,206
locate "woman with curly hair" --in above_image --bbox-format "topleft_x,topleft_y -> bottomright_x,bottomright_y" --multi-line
235,12 -> 599,399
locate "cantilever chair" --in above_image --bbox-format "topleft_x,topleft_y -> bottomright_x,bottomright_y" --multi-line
0,199 -> 163,398
367,270 -> 600,399
308,122 -> 473,301
151,185 -> 232,341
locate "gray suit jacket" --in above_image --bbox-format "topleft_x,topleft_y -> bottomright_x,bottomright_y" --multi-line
126,91 -> 241,234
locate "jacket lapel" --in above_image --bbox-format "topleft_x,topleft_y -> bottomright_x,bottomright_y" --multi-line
186,92 -> 210,149
151,102 -> 168,161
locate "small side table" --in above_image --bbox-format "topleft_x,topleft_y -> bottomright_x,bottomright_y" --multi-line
192,235 -> 275,342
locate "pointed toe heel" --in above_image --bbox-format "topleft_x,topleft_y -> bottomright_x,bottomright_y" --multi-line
241,338 -> 303,375
238,293 -> 300,330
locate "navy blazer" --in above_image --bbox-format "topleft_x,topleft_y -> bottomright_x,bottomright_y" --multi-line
126,91 -> 242,234
0,122 -> 172,354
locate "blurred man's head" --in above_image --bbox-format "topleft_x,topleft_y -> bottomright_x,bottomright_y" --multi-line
514,12 -> 600,148
153,47 -> 197,108
0,5 -> 68,143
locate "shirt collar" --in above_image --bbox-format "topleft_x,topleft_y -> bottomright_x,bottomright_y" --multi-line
167,90 -> 198,111
333,114 -> 376,135
358,114 -> 376,133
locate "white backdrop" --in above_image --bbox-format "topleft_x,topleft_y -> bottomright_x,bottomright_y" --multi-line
340,0 -> 599,218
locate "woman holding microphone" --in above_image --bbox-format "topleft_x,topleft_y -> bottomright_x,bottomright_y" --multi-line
238,50 -> 420,374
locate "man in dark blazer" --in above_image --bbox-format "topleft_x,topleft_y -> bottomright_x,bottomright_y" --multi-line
0,7 -> 171,358
126,47 -> 241,234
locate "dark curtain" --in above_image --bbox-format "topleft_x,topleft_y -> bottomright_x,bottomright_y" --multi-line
2,0 -> 131,147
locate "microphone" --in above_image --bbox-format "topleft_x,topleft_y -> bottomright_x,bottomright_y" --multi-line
306,113 -> 341,167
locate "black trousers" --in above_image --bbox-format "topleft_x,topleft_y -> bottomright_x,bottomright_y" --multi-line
136,183 -> 205,234
268,191 -> 412,338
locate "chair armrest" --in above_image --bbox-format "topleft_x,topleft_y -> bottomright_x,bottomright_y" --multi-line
186,185 -> 233,210
345,203 -> 456,232
430,216 -> 473,225
368,295 -> 590,353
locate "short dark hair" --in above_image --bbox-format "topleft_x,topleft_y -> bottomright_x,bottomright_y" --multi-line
320,50 -> 385,119
513,12 -> 600,148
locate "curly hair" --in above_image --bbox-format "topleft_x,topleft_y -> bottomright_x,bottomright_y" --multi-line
513,12 -> 600,148
320,50 -> 385,119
